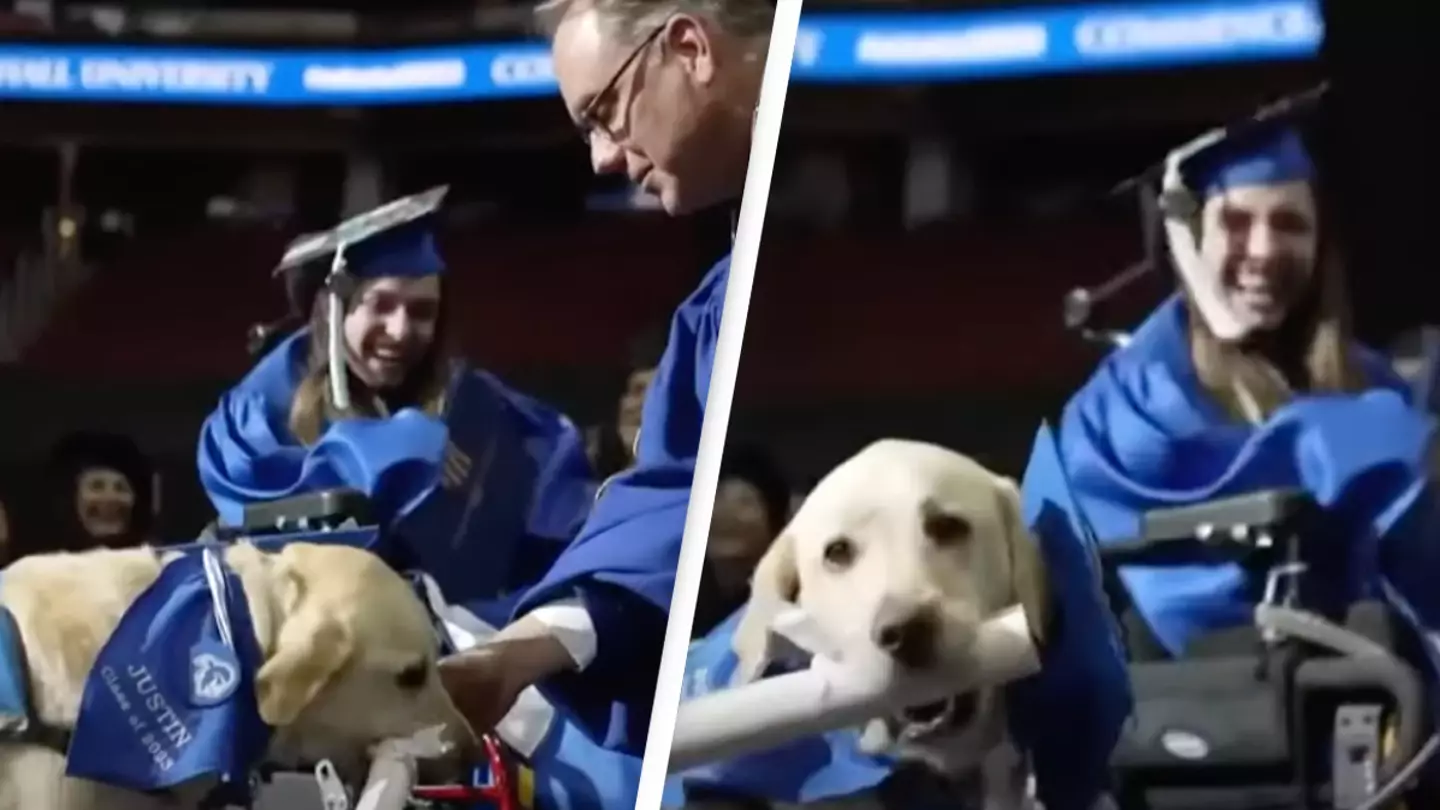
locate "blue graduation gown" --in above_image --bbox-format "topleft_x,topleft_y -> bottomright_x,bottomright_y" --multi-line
1023,294 -> 1440,800
196,328 -> 596,620
515,255 -> 731,757
1047,294 -> 1436,654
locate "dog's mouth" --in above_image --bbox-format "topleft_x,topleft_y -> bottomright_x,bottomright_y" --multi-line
897,692 -> 979,741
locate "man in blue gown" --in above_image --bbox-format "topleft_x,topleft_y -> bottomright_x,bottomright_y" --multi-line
434,3 -> 772,805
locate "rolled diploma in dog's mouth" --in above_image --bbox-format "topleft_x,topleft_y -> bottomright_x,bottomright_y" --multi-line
355,726 -> 455,810
668,605 -> 1042,772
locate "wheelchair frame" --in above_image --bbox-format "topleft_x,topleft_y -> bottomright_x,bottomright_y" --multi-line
1102,487 -> 1437,810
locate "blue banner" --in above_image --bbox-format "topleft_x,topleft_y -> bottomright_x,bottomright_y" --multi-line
0,0 -> 1320,106
0,41 -> 555,105
792,0 -> 1321,82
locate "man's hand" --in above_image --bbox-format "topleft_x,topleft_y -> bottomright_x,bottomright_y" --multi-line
437,618 -> 578,737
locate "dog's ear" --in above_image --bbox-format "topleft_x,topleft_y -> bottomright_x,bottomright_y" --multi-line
994,476 -> 1049,647
731,531 -> 800,684
254,562 -> 355,727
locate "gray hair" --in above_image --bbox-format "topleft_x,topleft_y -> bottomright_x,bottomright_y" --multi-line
533,0 -> 773,45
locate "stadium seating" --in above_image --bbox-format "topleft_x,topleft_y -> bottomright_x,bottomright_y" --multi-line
20,216 -> 700,380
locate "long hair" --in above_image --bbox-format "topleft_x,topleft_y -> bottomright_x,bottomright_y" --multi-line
1185,196 -> 1367,423
288,283 -> 454,445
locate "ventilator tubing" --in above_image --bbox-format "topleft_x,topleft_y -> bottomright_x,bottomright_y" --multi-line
668,605 -> 1042,772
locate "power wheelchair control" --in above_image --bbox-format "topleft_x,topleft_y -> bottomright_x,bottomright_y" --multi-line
1102,489 -> 1430,810
240,488 -> 374,535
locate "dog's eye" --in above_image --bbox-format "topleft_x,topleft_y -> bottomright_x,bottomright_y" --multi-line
923,512 -> 972,546
395,662 -> 428,691
822,537 -> 856,570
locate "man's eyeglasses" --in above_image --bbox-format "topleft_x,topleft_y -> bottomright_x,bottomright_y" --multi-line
578,22 -> 666,145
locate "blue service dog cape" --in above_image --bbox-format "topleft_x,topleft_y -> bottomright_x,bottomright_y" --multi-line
665,442 -> 1134,810
0,578 -> 30,738
196,328 -> 596,619
515,255 -> 731,759
67,548 -> 270,793
1044,294 -> 1440,659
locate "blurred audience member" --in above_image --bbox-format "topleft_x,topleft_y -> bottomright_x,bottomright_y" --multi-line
693,446 -> 791,637
1390,326 -> 1438,403
588,325 -> 669,478
48,430 -> 156,551
0,498 -> 10,565
789,476 -> 817,518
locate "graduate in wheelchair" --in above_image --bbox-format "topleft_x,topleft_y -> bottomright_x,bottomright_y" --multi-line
185,187 -> 652,810
1027,93 -> 1440,810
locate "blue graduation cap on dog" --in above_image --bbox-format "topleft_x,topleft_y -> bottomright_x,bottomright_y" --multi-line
271,185 -> 449,411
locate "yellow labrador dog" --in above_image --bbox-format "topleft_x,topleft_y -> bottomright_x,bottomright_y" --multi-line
732,440 -> 1049,805
0,541 -> 471,810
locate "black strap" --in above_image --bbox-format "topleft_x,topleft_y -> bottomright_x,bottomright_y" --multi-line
198,776 -> 258,809
0,606 -> 73,755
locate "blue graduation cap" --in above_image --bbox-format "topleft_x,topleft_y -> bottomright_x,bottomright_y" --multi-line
1180,122 -> 1316,199
272,185 -> 449,411
275,185 -> 449,282
1065,85 -> 1325,347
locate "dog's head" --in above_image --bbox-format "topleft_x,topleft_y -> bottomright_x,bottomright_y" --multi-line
731,440 -> 1047,773
227,542 -> 471,763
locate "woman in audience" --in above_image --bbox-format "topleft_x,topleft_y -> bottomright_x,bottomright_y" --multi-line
0,497 -> 10,565
1389,326 -> 1436,407
48,430 -> 156,552
693,445 -> 791,638
588,325 -> 669,479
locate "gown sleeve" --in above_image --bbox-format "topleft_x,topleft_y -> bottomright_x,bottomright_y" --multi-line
513,256 -> 732,754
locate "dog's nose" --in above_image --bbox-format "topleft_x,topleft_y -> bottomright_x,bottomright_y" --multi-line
870,598 -> 940,669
